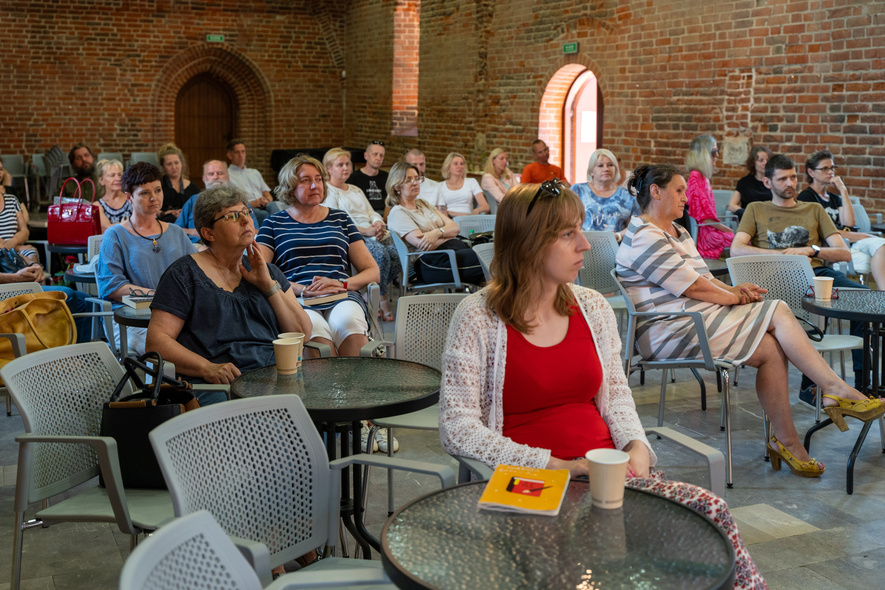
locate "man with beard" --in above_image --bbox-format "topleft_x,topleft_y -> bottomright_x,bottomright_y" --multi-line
731,154 -> 868,397
62,143 -> 98,200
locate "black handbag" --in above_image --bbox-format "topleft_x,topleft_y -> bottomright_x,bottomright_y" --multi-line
100,352 -> 199,489
0,248 -> 29,274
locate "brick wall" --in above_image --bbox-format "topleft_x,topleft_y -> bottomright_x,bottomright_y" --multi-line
393,0 -> 883,207
1,0 -> 346,188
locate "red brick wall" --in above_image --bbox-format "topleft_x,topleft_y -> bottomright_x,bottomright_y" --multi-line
397,0 -> 883,207
1,0 -> 346,187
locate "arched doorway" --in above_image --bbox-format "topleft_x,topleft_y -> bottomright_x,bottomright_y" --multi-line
538,65 -> 604,185
175,73 -> 238,182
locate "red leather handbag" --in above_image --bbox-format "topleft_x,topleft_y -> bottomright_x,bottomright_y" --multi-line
47,178 -> 101,245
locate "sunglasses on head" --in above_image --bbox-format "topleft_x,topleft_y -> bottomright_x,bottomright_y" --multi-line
371,140 -> 385,146
526,179 -> 564,217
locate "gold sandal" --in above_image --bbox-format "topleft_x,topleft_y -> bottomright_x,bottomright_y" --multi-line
768,436 -> 825,478
821,394 -> 885,432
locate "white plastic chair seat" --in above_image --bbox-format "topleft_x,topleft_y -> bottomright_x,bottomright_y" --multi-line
38,486 -> 173,528
373,405 -> 439,430
810,335 -> 863,354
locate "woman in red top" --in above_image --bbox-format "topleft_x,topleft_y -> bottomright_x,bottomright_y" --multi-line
439,181 -> 766,589
685,135 -> 734,259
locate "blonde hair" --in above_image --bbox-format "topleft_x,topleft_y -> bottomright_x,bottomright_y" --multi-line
157,143 -> 190,179
586,149 -> 620,184
440,152 -> 465,180
322,147 -> 352,170
685,135 -> 716,180
483,148 -> 514,184
486,183 -> 585,334
385,161 -> 423,208
274,154 -> 328,206
96,158 -> 123,181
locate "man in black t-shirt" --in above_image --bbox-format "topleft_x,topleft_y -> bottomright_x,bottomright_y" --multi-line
348,140 -> 388,214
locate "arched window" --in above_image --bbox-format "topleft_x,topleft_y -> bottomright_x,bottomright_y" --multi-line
539,65 -> 603,184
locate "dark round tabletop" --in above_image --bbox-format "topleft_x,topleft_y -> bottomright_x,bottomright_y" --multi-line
47,243 -> 88,254
382,481 -> 735,590
230,357 -> 441,423
113,305 -> 152,327
64,269 -> 96,284
801,289 -> 885,323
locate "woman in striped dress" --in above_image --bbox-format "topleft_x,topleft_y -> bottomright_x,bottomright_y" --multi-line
616,164 -> 882,478
256,154 -> 379,358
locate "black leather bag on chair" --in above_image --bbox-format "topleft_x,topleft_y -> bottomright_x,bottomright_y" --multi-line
100,352 -> 199,489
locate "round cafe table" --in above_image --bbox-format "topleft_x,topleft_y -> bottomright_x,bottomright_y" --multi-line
231,357 -> 442,556
801,290 -> 885,494
382,481 -> 735,590
113,305 -> 151,359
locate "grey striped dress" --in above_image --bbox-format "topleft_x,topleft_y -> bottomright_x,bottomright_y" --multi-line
615,216 -> 778,364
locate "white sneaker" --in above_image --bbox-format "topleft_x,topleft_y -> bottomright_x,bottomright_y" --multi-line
374,428 -> 399,453
360,423 -> 379,453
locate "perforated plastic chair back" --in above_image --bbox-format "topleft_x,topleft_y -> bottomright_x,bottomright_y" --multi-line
0,342 -> 128,504
454,214 -> 496,236
394,294 -> 468,369
483,190 -> 498,214
87,234 -> 103,261
149,396 -> 333,568
579,231 -> 620,293
97,152 -> 125,165
120,510 -> 261,590
390,231 -> 463,293
726,254 -> 814,321
852,203 -> 872,233
129,152 -> 160,167
31,154 -> 47,177
472,242 -> 495,282
0,281 -> 43,301
2,155 -> 26,178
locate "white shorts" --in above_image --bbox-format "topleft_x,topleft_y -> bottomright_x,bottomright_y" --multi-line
850,237 -> 885,274
304,300 -> 368,348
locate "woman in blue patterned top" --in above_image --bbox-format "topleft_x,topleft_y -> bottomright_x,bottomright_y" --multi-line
257,154 -> 380,357
571,149 -> 639,242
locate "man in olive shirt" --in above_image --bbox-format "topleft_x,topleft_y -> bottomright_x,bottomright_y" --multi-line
731,154 -> 867,394
62,143 -> 98,200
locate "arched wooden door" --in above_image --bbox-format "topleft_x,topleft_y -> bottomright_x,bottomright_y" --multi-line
175,73 -> 237,187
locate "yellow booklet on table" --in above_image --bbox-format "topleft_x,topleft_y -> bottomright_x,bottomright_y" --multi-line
478,464 -> 570,516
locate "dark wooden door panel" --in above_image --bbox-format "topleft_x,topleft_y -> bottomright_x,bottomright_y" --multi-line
175,73 -> 237,187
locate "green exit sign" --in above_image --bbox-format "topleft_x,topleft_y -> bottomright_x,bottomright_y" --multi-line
562,42 -> 579,54
206,34 -> 225,43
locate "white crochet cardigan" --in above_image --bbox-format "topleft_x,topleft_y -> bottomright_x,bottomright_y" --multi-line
439,284 -> 656,469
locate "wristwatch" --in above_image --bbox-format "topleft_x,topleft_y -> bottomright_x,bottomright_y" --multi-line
810,245 -> 821,258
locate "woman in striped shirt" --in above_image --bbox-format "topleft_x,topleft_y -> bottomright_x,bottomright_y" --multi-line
257,154 -> 379,357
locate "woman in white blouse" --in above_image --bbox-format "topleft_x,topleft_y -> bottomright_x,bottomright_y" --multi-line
437,152 -> 489,216
323,148 -> 398,321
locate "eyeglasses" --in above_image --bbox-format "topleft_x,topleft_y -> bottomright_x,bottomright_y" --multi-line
371,140 -> 385,146
814,165 -> 837,173
401,175 -> 424,186
128,288 -> 156,297
213,207 -> 253,224
526,179 -> 564,217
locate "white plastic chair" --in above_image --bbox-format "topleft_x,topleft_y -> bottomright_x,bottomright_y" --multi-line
2,342 -> 174,590
129,152 -> 160,168
612,270 -> 754,490
483,189 -> 498,214
454,214 -> 496,242
578,231 -> 627,324
390,231 -> 467,296
363,293 -> 468,512
149,395 -> 455,586
120,510 -> 393,590
472,242 -> 495,282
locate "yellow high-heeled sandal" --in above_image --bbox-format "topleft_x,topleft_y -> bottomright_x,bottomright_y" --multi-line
821,394 -> 885,432
767,436 -> 825,478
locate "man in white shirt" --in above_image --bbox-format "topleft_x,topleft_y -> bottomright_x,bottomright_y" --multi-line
404,148 -> 439,206
226,140 -> 283,225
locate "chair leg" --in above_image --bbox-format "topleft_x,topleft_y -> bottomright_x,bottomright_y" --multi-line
762,411 -> 771,461
690,369 -> 706,411
879,415 -> 885,452
657,371 -> 668,427
11,511 -> 25,590
670,368 -> 676,383
387,427 -> 395,516
6,393 -> 11,416
721,367 -> 734,489
732,365 -> 739,386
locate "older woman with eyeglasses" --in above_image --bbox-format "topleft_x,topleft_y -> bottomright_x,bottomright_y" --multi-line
146,185 -> 311,392
386,161 -> 485,286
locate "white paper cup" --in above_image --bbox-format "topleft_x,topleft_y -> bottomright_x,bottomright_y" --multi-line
273,338 -> 301,375
813,276 -> 834,301
278,332 -> 305,367
585,448 -> 630,509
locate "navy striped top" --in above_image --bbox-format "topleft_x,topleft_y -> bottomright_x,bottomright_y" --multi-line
256,208 -> 363,287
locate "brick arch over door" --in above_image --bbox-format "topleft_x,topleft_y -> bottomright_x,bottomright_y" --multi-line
152,45 -> 274,183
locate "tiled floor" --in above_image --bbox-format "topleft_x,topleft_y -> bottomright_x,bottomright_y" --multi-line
1,328 -> 884,589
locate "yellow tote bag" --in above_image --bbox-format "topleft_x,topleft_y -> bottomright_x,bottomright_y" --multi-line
0,291 -> 77,371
